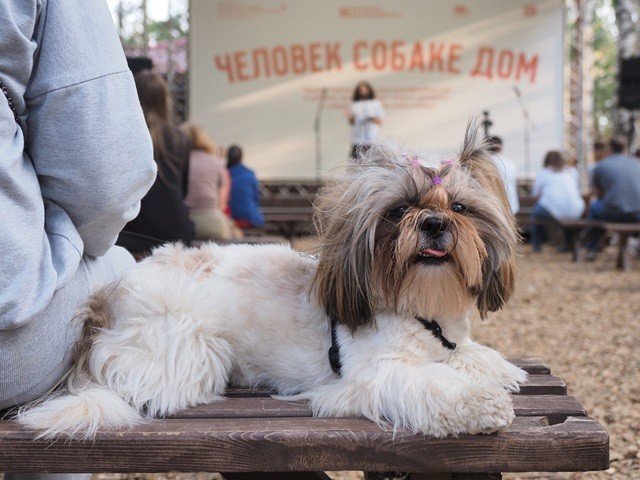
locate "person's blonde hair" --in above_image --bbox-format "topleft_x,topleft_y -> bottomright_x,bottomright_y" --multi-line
181,123 -> 216,155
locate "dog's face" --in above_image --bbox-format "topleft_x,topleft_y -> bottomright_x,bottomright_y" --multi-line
314,121 -> 518,330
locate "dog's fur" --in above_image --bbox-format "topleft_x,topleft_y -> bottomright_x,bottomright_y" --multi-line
18,121 -> 526,439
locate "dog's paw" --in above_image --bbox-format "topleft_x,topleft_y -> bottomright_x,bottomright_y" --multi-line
498,361 -> 528,393
448,343 -> 527,393
440,384 -> 515,436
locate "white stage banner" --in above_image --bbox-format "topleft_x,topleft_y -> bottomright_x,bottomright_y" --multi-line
190,0 -> 564,179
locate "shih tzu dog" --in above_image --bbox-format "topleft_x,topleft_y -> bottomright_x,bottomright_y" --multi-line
18,121 -> 526,440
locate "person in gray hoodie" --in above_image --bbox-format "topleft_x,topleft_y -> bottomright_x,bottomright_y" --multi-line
0,0 -> 157,478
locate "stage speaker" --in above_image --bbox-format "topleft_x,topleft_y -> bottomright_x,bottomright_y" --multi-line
126,57 -> 153,77
619,57 -> 640,110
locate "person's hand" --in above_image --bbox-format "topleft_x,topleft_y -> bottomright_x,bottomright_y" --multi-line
344,109 -> 355,125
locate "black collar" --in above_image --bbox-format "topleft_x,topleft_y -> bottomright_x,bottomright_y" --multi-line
415,316 -> 457,351
328,315 -> 342,374
328,315 -> 456,377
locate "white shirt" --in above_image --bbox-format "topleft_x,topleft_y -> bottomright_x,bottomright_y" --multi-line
350,99 -> 385,145
491,154 -> 520,214
532,167 -> 585,219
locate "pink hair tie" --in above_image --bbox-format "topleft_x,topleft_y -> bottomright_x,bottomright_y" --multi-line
402,152 -> 422,168
443,159 -> 453,165
432,176 -> 443,185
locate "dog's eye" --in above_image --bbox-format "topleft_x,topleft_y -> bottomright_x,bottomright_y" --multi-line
389,205 -> 408,219
451,202 -> 467,213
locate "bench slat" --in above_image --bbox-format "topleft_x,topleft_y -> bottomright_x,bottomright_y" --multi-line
224,374 -> 566,398
167,395 -> 585,421
508,357 -> 550,374
0,416 -> 608,473
510,374 -> 566,395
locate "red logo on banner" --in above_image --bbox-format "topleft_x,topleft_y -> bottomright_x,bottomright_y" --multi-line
216,2 -> 286,19
453,5 -> 469,16
523,4 -> 537,16
339,6 -> 401,19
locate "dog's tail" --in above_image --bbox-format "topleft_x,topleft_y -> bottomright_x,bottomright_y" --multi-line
17,384 -> 142,440
17,284 -> 143,439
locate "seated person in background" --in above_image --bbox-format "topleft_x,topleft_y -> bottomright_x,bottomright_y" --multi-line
588,140 -> 608,187
586,136 -> 640,255
487,136 -> 520,215
590,136 -> 640,222
227,145 -> 265,228
182,123 -> 240,240
125,71 -> 194,248
530,151 -> 585,252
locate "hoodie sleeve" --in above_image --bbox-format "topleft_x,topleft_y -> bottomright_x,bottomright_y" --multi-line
25,0 -> 157,257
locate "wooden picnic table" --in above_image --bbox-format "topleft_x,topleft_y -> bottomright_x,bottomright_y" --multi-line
0,357 -> 608,479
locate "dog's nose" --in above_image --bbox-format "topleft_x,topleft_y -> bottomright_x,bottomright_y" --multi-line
421,217 -> 446,237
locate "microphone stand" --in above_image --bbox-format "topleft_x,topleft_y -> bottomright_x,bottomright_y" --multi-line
482,110 -> 493,139
513,86 -> 535,177
314,88 -> 328,180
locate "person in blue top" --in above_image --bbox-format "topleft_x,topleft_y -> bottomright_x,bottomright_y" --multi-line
227,145 -> 265,228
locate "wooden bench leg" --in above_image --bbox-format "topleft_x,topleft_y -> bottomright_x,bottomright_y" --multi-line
570,228 -> 582,262
616,233 -> 631,271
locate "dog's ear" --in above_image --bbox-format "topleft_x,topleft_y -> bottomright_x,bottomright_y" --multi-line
476,259 -> 516,318
459,119 -> 518,317
458,119 -> 512,215
313,182 -> 376,332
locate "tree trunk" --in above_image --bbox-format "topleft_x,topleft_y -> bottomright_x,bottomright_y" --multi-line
613,0 -> 640,141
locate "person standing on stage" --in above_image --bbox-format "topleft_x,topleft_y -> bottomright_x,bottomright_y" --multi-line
346,81 -> 385,159
488,136 -> 520,215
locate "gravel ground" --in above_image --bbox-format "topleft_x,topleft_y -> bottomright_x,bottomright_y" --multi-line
476,245 -> 640,480
6,243 -> 638,480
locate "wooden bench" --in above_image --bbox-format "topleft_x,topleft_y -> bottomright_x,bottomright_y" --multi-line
259,181 -> 319,240
0,357 -> 608,479
558,219 -> 640,270
262,206 -> 315,240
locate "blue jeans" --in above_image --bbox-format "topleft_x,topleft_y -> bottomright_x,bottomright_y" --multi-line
530,203 -> 553,251
588,199 -> 640,222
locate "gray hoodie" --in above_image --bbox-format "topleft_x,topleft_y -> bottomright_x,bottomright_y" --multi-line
0,0 -> 156,331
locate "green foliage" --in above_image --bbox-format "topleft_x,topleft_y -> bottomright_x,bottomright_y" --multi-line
593,0 -> 618,136
120,13 -> 189,49
147,13 -> 188,43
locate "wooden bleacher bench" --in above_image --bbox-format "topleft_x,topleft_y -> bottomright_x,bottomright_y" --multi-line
0,357 -> 608,479
259,181 -> 319,239
262,206 -> 315,240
